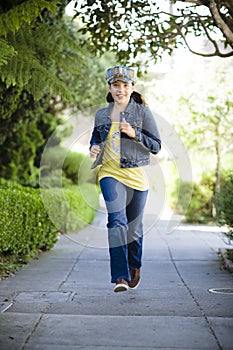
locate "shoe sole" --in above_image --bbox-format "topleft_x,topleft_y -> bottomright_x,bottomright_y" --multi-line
128,278 -> 141,289
114,284 -> 129,292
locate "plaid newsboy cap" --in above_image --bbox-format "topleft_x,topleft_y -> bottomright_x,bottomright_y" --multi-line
106,66 -> 137,85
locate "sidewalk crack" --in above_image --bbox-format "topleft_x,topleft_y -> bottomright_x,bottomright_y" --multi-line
57,243 -> 86,291
20,303 -> 51,350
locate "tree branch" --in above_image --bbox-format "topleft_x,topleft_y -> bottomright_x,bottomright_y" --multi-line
208,0 -> 233,47
185,40 -> 233,57
167,8 -> 233,57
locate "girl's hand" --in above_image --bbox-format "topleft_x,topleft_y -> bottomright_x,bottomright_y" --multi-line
90,144 -> 101,158
119,118 -> 136,138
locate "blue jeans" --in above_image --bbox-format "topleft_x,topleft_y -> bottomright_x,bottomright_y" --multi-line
100,177 -> 148,283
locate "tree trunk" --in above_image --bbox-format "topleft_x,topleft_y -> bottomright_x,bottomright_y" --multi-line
212,122 -> 221,217
209,0 -> 233,48
214,123 -> 221,194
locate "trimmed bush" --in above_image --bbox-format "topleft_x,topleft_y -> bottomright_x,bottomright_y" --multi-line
40,169 -> 73,189
63,150 -> 98,185
40,146 -> 98,185
0,183 -> 58,261
63,151 -> 86,184
214,172 -> 233,240
40,146 -> 67,176
41,183 -> 99,233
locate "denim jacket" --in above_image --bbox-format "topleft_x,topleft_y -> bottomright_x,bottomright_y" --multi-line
89,98 -> 161,169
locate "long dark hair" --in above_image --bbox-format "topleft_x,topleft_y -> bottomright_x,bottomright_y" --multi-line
106,90 -> 146,105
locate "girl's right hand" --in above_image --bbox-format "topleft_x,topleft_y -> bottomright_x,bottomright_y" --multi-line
90,145 -> 101,158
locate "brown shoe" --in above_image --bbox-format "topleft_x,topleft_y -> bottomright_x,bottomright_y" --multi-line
128,268 -> 141,289
114,278 -> 129,292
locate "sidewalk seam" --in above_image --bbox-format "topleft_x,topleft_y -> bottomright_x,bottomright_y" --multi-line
21,303 -> 51,350
58,239 -> 86,291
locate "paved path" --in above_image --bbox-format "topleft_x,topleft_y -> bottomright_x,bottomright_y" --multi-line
0,207 -> 233,350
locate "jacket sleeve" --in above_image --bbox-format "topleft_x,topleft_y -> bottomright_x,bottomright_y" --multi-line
134,106 -> 161,154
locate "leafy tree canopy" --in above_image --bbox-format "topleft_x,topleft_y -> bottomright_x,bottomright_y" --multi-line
0,0 -> 80,100
0,0 -> 110,185
74,0 -> 233,69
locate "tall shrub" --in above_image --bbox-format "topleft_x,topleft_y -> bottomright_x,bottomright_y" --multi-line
214,172 -> 233,240
174,173 -> 214,223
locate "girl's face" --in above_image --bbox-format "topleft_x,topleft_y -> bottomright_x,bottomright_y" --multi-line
109,81 -> 134,105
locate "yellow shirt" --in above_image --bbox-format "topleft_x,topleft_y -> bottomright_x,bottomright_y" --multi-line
98,122 -> 148,191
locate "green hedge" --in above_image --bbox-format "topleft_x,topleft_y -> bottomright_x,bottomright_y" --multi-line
40,146 -> 98,186
0,182 -> 100,269
41,183 -> 100,233
39,169 -> 74,189
214,172 -> 233,240
0,184 -> 58,261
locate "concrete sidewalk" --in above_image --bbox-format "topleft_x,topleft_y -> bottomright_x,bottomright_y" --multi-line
0,207 -> 233,350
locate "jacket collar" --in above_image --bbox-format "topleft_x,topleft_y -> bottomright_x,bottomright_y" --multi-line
103,97 -> 137,117
125,97 -> 137,114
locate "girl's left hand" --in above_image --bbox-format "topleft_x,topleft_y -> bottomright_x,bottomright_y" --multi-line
119,118 -> 136,138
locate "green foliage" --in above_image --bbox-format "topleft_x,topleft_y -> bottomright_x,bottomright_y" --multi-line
0,1 -> 72,99
63,151 -> 87,184
0,0 -> 59,36
214,172 -> 233,240
163,59 -> 233,197
0,0 -> 90,100
177,76 -> 233,152
40,184 -> 99,233
174,174 -> 214,223
63,150 -> 97,185
1,25 -> 76,100
0,180 -> 100,276
0,89 -> 45,185
40,146 -> 67,176
40,146 -> 99,187
0,182 -> 58,261
0,38 -> 17,68
173,181 -> 193,217
39,169 -> 73,189
0,0 -> 109,186
0,82 -> 77,186
186,184 -> 213,224
0,129 -> 41,185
